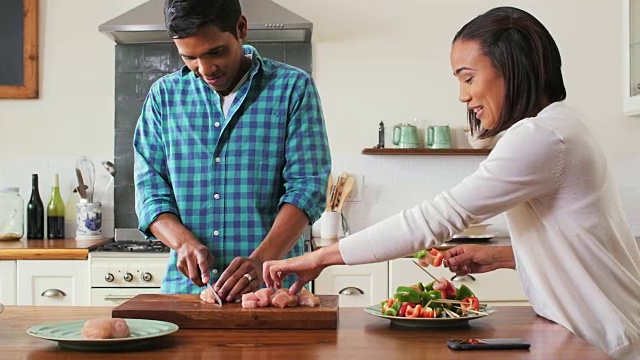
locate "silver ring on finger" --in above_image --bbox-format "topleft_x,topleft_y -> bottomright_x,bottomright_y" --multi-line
243,273 -> 253,282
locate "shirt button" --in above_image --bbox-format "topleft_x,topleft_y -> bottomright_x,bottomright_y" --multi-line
215,157 -> 221,163
213,230 -> 220,236
213,193 -> 220,200
214,122 -> 221,127
212,268 -> 219,275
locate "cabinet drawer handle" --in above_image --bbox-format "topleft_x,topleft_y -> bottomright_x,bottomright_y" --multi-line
450,274 -> 476,282
41,289 -> 67,297
339,287 -> 364,295
104,295 -> 136,301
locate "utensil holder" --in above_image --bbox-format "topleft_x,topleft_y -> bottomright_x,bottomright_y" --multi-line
76,202 -> 102,240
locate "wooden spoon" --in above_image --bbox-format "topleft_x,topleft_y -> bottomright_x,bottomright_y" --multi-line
326,173 -> 334,211
335,176 -> 355,212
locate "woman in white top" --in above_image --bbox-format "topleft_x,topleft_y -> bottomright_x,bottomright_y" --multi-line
263,6 -> 640,359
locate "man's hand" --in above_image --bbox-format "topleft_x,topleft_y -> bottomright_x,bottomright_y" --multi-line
175,240 -> 214,287
215,257 -> 262,302
444,245 -> 515,275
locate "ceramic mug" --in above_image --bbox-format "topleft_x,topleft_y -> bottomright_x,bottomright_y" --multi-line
392,124 -> 420,148
427,125 -> 452,149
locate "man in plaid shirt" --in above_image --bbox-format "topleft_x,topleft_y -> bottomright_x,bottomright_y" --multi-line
133,0 -> 331,301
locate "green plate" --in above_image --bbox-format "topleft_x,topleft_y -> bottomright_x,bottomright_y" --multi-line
364,303 -> 494,328
26,318 -> 179,351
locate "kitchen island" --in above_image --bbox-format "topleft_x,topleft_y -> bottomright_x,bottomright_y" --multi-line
0,305 -> 610,359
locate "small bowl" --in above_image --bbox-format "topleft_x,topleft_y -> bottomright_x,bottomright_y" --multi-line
460,224 -> 492,236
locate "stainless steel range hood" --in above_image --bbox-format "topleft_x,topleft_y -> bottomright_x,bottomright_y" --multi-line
99,0 -> 312,44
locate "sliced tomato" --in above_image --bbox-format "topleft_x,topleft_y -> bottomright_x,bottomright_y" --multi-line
460,296 -> 480,314
429,248 -> 440,257
406,304 -> 423,318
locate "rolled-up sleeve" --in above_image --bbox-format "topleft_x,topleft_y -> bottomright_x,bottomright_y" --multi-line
133,84 -> 180,236
279,74 -> 331,224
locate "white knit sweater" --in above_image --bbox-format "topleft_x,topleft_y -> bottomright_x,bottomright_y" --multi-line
339,102 -> 640,358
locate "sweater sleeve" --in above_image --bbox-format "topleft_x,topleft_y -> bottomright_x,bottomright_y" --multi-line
339,121 -> 565,265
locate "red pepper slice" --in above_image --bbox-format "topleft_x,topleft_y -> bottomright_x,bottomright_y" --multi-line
460,296 -> 480,314
406,304 -> 423,318
398,302 -> 411,317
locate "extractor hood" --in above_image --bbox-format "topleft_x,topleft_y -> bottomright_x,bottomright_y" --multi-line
99,0 -> 312,44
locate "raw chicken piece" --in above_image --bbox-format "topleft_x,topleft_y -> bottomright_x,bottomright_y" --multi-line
271,288 -> 299,308
241,292 -> 260,309
298,288 -> 320,307
200,286 -> 221,304
254,288 -> 275,308
81,318 -> 130,339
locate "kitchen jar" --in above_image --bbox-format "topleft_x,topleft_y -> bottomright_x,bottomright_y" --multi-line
0,187 -> 24,241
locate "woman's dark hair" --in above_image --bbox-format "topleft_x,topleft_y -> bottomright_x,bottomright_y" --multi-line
164,0 -> 242,39
454,6 -> 566,138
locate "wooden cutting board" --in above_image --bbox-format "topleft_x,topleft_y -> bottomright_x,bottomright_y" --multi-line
112,294 -> 339,329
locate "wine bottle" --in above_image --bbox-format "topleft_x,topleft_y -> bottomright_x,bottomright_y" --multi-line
26,174 -> 44,239
47,173 -> 65,239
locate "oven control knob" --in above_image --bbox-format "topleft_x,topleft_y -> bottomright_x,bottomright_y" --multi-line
123,272 -> 133,282
105,273 -> 114,282
141,272 -> 153,282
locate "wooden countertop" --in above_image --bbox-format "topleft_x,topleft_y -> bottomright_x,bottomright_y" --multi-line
0,238 -> 112,260
0,305 -> 609,359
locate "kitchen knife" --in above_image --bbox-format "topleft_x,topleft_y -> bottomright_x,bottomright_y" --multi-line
207,283 -> 223,306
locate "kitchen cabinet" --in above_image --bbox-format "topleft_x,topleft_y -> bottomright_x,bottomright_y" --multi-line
0,260 -> 16,305
624,0 -> 640,115
17,260 -> 90,306
389,258 -> 528,306
313,262 -> 388,307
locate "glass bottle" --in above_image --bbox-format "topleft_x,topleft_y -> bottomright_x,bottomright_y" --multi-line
0,187 -> 24,241
26,174 -> 44,239
47,174 -> 65,239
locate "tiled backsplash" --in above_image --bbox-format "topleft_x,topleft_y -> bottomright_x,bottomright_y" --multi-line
332,152 -> 640,238
2,153 -> 640,240
113,42 -> 311,228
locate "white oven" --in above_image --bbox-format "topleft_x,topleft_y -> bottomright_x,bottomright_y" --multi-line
89,229 -> 170,306
89,253 -> 169,306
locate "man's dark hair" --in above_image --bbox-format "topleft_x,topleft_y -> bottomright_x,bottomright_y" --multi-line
453,6 -> 566,138
164,0 -> 242,39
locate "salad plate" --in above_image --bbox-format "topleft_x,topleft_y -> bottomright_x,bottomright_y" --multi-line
26,318 -> 178,351
364,303 -> 494,328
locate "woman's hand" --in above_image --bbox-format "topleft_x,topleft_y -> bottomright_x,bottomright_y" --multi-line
263,251 -> 325,295
444,245 -> 515,275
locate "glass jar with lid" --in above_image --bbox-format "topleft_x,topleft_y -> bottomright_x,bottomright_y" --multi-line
0,187 -> 24,241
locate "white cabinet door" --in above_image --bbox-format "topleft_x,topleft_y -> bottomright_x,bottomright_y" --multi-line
389,258 -> 528,306
313,262 -> 388,307
0,260 -> 16,305
17,260 -> 90,306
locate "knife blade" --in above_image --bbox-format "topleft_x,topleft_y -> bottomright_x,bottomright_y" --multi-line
412,260 -> 439,282
207,283 -> 223,306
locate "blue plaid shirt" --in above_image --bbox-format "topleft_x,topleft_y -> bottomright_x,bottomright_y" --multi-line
134,45 -> 331,294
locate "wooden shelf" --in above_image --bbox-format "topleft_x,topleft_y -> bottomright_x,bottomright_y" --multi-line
361,148 -> 491,155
